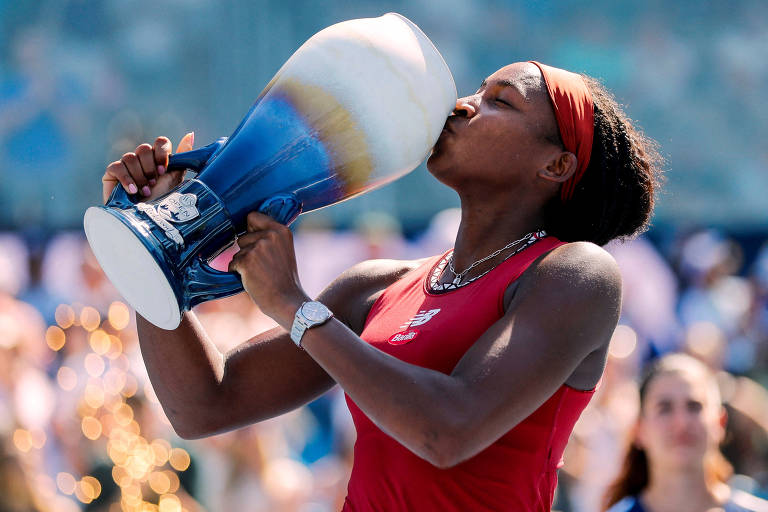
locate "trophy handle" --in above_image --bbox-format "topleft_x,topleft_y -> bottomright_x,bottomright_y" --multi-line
105,137 -> 229,208
183,257 -> 244,309
257,193 -> 303,225
167,137 -> 228,173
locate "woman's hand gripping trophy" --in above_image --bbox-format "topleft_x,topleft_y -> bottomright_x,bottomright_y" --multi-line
101,132 -> 195,204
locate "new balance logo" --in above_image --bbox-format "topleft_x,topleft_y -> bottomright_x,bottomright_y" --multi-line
400,309 -> 441,329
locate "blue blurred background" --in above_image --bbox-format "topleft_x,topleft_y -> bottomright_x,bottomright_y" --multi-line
2,1 -> 768,511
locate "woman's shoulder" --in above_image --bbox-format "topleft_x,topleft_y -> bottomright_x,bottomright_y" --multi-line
514,239 -> 622,309
319,256 -> 434,334
605,496 -> 645,512
542,240 -> 620,275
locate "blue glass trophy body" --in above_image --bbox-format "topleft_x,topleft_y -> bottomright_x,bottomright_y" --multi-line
83,13 -> 456,329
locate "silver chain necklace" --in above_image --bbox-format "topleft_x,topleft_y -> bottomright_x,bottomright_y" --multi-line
428,229 -> 546,291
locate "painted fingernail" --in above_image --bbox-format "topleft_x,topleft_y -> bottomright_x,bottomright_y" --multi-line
142,186 -> 151,196
128,183 -> 138,194
157,165 -> 166,175
149,179 -> 157,186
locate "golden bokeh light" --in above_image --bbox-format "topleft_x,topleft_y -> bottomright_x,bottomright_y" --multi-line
82,416 -> 103,440
111,465 -> 132,487
84,383 -> 105,409
57,366 -> 78,391
81,476 -> 102,500
13,429 -> 31,452
46,326 -> 66,351
56,472 -> 77,495
165,471 -> 180,494
55,304 -> 76,329
126,454 -> 152,481
109,302 -> 131,330
168,448 -> 190,472
122,374 -> 138,397
107,335 -> 123,359
85,353 -> 106,378
126,419 -> 141,435
148,471 -> 171,495
80,306 -> 101,332
114,403 -> 135,426
151,439 -> 171,466
89,329 -> 111,355
158,494 -> 182,512
104,368 -> 127,395
74,480 -> 93,504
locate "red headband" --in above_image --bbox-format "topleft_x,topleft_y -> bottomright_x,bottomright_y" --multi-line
529,61 -> 594,201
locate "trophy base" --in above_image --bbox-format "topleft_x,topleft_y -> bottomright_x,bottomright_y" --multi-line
84,207 -> 182,330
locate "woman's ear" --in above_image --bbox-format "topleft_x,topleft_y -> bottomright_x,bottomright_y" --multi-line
537,151 -> 578,183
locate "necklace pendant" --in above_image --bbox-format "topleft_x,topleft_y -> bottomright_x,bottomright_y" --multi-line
452,275 -> 463,286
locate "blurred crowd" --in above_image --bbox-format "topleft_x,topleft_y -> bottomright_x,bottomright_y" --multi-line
2,210 -> 768,511
3,0 -> 768,510
2,0 -> 768,230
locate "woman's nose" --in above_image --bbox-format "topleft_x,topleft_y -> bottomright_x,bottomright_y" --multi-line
454,96 -> 477,118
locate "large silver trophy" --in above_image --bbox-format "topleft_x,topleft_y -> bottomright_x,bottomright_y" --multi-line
83,13 -> 457,329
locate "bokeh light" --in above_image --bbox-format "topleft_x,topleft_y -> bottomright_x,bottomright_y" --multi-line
13,429 -> 32,453
80,306 -> 101,332
168,448 -> 190,472
158,493 -> 182,512
56,366 -> 78,391
56,472 -> 77,495
55,304 -> 76,329
608,325 -> 638,359
82,416 -> 103,440
149,471 -> 171,494
45,325 -> 66,351
84,382 -> 106,409
90,329 -> 111,355
109,301 -> 131,330
85,353 -> 106,377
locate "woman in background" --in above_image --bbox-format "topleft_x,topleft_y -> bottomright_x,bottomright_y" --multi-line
603,353 -> 768,512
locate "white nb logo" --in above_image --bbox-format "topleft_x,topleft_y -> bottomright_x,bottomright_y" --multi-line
400,309 -> 441,329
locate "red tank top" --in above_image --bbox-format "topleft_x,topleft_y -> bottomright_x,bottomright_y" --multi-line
342,236 -> 597,511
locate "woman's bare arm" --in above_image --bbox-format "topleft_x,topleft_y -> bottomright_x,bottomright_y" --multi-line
136,259 -> 415,439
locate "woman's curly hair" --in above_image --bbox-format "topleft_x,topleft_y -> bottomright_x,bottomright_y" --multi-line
542,76 -> 664,246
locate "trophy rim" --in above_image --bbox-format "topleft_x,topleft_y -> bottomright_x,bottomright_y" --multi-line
84,206 -> 182,330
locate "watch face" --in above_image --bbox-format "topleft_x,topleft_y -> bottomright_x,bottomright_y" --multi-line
302,302 -> 330,322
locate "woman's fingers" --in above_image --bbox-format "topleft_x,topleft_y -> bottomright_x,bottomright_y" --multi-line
102,132 -> 195,204
102,160 -> 137,203
153,136 -> 173,175
121,152 -> 151,196
136,143 -> 158,186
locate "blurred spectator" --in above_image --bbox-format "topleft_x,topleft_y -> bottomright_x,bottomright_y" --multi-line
602,353 -> 768,512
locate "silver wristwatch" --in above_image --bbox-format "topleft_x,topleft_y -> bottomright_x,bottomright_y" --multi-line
290,301 -> 334,347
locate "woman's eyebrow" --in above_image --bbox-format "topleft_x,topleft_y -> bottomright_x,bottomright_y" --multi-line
479,78 -> 524,97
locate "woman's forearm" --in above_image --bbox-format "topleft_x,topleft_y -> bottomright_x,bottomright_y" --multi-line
292,316 -> 468,467
136,308 -> 337,439
135,312 -> 226,436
